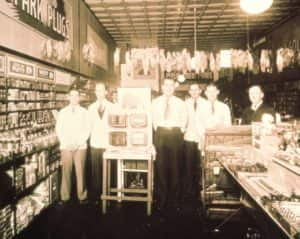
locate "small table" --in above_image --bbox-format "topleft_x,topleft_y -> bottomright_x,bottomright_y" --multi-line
101,149 -> 155,215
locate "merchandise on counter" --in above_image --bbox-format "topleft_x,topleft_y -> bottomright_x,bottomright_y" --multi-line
271,201 -> 300,237
274,125 -> 300,175
217,149 -> 268,174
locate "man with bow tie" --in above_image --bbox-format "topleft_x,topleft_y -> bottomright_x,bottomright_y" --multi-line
242,85 -> 275,124
88,83 -> 114,204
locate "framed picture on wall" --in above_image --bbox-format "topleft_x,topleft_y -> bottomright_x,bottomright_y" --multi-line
118,88 -> 151,110
132,59 -> 158,81
0,54 -> 5,75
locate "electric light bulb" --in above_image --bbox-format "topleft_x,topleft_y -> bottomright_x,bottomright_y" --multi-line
240,0 -> 273,15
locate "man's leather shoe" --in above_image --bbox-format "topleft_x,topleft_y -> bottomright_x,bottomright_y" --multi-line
79,199 -> 89,205
57,200 -> 70,206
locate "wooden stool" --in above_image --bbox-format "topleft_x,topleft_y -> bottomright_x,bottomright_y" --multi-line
101,150 -> 155,215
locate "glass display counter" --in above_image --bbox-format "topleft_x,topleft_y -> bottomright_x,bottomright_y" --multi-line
202,124 -> 300,239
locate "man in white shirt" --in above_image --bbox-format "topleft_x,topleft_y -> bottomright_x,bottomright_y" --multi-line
183,83 -> 206,201
198,83 -> 232,132
152,78 -> 187,211
55,89 -> 90,204
88,83 -> 114,204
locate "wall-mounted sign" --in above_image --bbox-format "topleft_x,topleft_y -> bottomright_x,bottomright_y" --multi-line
55,69 -> 71,85
0,0 -> 71,41
37,67 -> 55,81
87,25 -> 108,70
7,56 -> 36,80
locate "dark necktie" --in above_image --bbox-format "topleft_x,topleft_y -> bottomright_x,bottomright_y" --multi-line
211,102 -> 215,114
194,100 -> 197,111
98,103 -> 105,118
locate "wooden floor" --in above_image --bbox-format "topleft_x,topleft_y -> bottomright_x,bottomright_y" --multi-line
16,199 -> 258,239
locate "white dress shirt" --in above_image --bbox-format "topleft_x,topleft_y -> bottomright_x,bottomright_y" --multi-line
184,97 -> 207,142
197,100 -> 232,149
198,100 -> 232,129
88,99 -> 115,149
55,105 -> 90,150
152,95 -> 187,131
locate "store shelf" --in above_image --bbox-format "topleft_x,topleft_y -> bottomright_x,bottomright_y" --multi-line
0,156 -> 13,170
7,86 -> 53,92
6,99 -> 52,102
15,170 -> 57,202
7,108 -> 56,113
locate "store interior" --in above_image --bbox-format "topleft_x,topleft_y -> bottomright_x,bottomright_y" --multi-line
1,0 -> 300,239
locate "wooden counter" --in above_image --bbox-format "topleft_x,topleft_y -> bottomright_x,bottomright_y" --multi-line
208,145 -> 300,239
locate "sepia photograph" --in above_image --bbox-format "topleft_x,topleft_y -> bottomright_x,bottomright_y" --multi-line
0,0 -> 300,239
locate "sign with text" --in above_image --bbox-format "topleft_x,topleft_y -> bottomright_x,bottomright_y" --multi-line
7,56 -> 36,80
0,0 -> 72,41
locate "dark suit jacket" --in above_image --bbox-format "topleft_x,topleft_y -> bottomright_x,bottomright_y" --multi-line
242,103 -> 275,125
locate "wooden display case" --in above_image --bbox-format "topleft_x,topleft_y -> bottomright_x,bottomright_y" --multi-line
202,126 -> 252,219
102,88 -> 155,215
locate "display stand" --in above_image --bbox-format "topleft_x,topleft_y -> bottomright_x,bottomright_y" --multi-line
101,149 -> 155,215
101,88 -> 154,215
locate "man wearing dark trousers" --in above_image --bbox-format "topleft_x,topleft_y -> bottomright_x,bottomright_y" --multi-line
152,78 -> 187,212
88,83 -> 114,204
183,83 -> 206,201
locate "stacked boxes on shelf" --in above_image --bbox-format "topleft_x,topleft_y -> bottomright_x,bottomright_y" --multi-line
0,52 -> 72,237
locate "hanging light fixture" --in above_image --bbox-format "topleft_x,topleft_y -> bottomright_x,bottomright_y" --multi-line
240,0 -> 273,15
190,7 -> 197,70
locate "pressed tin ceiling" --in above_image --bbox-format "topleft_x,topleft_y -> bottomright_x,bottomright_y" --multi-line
84,0 -> 300,50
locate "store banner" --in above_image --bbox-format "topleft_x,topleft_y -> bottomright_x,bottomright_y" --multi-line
0,0 -> 72,41
86,25 -> 108,70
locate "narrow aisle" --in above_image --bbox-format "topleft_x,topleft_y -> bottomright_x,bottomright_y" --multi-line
17,200 -> 252,239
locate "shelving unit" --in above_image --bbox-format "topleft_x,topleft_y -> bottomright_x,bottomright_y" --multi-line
0,52 -> 72,239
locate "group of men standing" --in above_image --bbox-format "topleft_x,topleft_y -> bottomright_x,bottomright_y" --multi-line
55,83 -> 113,204
55,79 -> 275,211
152,79 -> 231,211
